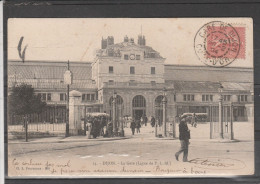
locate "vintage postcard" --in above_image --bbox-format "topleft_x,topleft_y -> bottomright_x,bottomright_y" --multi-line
7,18 -> 254,177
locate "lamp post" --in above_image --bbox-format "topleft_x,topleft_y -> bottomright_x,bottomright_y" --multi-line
172,90 -> 176,138
112,91 -> 117,136
162,87 -> 167,137
120,105 -> 125,137
64,60 -> 72,137
230,102 -> 234,140
218,83 -> 224,139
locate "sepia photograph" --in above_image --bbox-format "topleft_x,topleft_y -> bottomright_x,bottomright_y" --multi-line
6,18 -> 254,177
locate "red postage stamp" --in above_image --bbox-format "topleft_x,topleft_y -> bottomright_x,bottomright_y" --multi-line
194,21 -> 246,67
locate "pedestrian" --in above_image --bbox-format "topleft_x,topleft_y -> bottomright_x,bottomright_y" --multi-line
175,117 -> 190,162
140,116 -> 144,126
107,118 -> 113,137
100,117 -> 106,136
144,115 -> 148,126
151,116 -> 155,127
130,119 -> 136,135
86,118 -> 93,139
136,118 -> 141,133
191,113 -> 195,127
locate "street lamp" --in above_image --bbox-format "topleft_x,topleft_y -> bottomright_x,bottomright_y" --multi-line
162,87 -> 167,137
112,91 -> 117,136
218,83 -> 224,139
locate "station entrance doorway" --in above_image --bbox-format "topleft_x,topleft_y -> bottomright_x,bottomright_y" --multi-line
132,95 -> 146,120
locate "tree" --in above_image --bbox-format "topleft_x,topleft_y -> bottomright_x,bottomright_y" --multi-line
8,84 -> 46,121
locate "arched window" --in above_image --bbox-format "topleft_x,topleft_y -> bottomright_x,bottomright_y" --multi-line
155,95 -> 164,107
132,95 -> 146,108
109,95 -> 123,106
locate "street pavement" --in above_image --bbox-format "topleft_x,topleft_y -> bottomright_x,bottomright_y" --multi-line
7,122 -> 254,176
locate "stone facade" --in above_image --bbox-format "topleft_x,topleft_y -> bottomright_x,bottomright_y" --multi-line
7,35 -> 254,126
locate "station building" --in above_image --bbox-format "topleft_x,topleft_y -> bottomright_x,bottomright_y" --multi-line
8,35 -> 253,124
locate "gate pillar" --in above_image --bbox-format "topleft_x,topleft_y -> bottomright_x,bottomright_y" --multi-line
69,90 -> 83,135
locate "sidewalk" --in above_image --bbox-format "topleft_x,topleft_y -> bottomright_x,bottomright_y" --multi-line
8,135 -> 131,144
8,122 -> 251,144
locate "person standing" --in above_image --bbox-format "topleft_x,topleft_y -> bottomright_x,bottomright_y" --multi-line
107,118 -> 113,137
175,118 -> 190,162
130,119 -> 136,135
191,113 -> 196,127
151,116 -> 155,127
144,115 -> 148,126
136,118 -> 141,133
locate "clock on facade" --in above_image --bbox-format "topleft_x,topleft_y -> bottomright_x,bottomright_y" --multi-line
130,54 -> 135,60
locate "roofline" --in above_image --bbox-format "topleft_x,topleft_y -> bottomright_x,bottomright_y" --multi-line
164,64 -> 253,70
8,60 -> 93,65
165,80 -> 253,84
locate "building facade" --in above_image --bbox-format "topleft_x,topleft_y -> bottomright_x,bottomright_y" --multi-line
7,35 -> 253,124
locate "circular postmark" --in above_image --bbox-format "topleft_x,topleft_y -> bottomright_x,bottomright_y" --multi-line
194,21 -> 240,67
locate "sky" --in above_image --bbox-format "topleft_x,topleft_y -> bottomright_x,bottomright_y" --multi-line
8,18 -> 253,67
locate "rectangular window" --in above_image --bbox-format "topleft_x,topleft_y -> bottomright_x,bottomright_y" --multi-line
82,94 -> 86,101
202,94 -> 213,102
183,94 -> 194,101
96,91 -> 98,100
151,67 -> 155,74
136,55 -> 140,60
130,66 -> 135,74
47,93 -> 52,101
183,94 -> 186,101
42,93 -> 46,101
245,95 -> 247,102
60,93 -> 66,101
91,94 -> 95,101
210,95 -> 213,101
124,54 -> 129,60
87,94 -> 91,101
202,95 -> 205,101
109,66 -> 113,73
241,95 -> 244,101
174,95 -> 176,102
223,95 -> 231,101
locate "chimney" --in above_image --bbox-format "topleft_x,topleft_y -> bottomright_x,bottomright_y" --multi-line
138,35 -> 146,46
130,38 -> 134,43
101,37 -> 107,49
107,36 -> 114,46
124,35 -> 129,42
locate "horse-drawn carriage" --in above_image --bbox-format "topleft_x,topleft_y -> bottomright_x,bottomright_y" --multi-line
84,113 -> 110,138
180,113 -> 208,123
